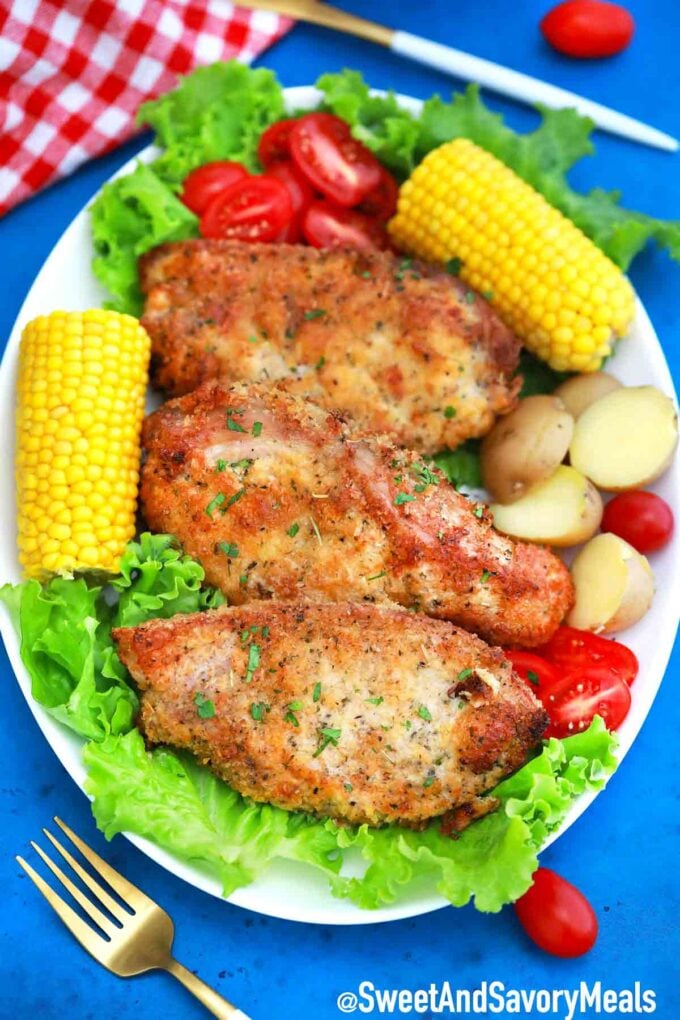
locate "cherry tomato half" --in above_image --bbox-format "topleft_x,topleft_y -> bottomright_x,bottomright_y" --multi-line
264,160 -> 314,217
537,626 -> 638,686
541,1 -> 634,58
514,868 -> 598,957
505,650 -> 562,696
302,200 -> 391,251
357,165 -> 399,222
290,112 -> 382,207
543,666 -> 631,738
180,161 -> 250,215
200,176 -> 293,243
258,118 -> 297,166
602,490 -> 674,554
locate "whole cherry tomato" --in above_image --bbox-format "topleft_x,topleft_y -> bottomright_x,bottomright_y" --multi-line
543,666 -> 631,738
514,868 -> 598,957
505,650 -> 562,696
290,113 -> 382,207
537,626 -> 638,686
541,1 -> 634,58
258,118 -> 298,167
180,161 -> 249,215
602,490 -> 674,554
302,201 -> 391,251
200,176 -> 293,243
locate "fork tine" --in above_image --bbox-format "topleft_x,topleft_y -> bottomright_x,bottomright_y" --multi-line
17,855 -> 105,955
54,817 -> 153,909
32,840 -> 118,937
43,829 -> 128,922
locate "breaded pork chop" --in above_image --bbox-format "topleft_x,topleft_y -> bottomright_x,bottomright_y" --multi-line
139,240 -> 521,454
114,602 -> 547,828
140,382 -> 573,647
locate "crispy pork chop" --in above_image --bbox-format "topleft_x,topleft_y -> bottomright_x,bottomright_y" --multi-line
140,382 -> 573,647
139,240 -> 521,454
114,601 -> 547,828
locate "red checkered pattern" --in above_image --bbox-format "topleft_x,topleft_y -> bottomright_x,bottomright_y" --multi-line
0,1 -> 293,216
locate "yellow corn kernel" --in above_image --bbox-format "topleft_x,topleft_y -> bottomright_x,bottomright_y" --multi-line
389,139 -> 635,372
16,310 -> 150,578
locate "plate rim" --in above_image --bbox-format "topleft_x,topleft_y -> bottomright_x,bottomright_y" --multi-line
1,84 -> 679,926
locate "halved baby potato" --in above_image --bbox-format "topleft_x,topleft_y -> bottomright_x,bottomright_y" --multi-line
568,532 -> 654,633
489,465 -> 602,547
481,395 -> 574,504
554,371 -> 621,419
569,385 -> 678,491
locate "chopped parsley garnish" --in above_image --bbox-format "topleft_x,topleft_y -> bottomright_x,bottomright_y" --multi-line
218,541 -> 239,558
285,700 -> 304,727
344,782 -> 354,792
250,701 -> 269,722
423,775 -> 435,788
361,271 -> 372,280
445,257 -> 463,276
367,570 -> 387,581
252,421 -> 263,437
366,696 -> 384,706
247,335 -> 259,344
394,492 -> 416,507
287,522 -> 300,538
481,569 -> 493,584
226,488 -> 246,509
473,504 -> 485,519
216,459 -> 227,472
482,289 -> 494,301
417,705 -> 432,722
205,492 -> 225,518
526,670 -> 540,686
403,719 -> 412,731
444,405 -> 457,419
412,462 -> 440,492
304,308 -> 327,320
313,682 -> 322,702
230,458 -> 252,472
193,692 -> 215,719
315,355 -> 326,370
239,574 -> 248,585
458,668 -> 474,681
227,414 -> 246,433
464,291 -> 476,304
313,726 -> 341,757
245,643 -> 261,683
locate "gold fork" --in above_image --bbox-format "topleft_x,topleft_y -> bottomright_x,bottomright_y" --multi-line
17,818 -> 251,1020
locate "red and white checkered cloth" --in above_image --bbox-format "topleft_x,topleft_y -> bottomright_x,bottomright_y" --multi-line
0,1 -> 294,217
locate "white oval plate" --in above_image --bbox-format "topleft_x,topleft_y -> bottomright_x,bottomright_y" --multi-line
1,86 -> 679,926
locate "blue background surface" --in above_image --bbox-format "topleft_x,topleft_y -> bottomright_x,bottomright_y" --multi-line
1,2 -> 678,1017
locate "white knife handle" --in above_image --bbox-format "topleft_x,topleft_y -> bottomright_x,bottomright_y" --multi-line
391,30 -> 677,152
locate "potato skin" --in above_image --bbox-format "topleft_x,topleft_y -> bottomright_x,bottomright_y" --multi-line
568,533 -> 654,633
554,372 -> 621,419
481,395 -> 574,505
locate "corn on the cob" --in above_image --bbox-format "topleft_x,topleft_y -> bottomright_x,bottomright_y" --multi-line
16,309 -> 150,578
388,138 -> 635,373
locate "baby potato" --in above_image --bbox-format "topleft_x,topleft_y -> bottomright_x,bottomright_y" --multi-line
568,533 -> 654,634
554,371 -> 621,419
481,395 -> 574,504
490,465 -> 602,547
569,385 -> 678,491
